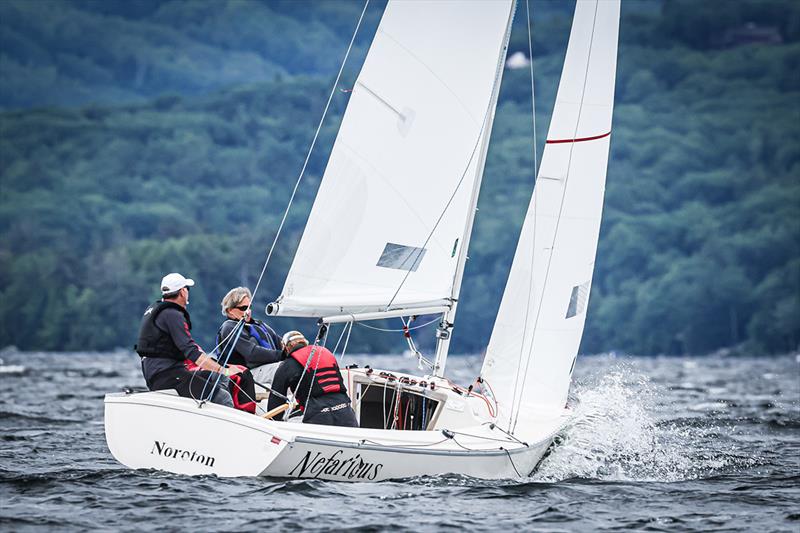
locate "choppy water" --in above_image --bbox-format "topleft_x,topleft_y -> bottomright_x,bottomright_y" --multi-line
1,350 -> 798,531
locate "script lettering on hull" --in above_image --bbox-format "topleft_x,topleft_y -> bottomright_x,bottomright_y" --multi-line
151,440 -> 216,468
289,449 -> 383,480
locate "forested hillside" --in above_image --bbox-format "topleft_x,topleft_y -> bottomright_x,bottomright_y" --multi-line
1,0 -> 798,355
0,0 -> 383,109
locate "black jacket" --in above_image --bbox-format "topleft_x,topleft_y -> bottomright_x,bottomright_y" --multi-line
136,300 -> 203,385
216,318 -> 283,368
267,345 -> 352,423
136,301 -> 197,360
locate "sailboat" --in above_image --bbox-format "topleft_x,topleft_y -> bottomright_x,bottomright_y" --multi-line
105,0 -> 620,481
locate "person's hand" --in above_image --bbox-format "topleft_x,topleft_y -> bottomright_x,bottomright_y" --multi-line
227,364 -> 247,375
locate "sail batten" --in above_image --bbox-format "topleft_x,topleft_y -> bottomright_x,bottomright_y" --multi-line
272,0 -> 515,319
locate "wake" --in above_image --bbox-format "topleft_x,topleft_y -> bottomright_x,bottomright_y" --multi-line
532,362 -> 746,483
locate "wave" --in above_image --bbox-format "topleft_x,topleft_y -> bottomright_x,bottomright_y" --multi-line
0,411 -> 82,425
532,365 -> 760,483
0,468 -> 129,488
0,365 -> 27,376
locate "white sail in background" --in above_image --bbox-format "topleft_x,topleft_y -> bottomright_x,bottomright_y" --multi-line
270,0 -> 514,319
482,0 -> 620,430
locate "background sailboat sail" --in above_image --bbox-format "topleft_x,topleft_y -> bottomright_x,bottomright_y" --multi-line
269,0 -> 514,319
481,0 -> 620,431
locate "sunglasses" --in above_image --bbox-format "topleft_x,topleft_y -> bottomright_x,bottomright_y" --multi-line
233,305 -> 250,311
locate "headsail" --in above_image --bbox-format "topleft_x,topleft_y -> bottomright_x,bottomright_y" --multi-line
269,0 -> 515,319
481,0 -> 620,430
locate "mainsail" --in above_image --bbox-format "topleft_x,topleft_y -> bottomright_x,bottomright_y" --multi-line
269,0 -> 515,319
481,0 -> 620,431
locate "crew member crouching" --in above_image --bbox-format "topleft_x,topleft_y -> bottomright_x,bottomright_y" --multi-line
267,331 -> 358,427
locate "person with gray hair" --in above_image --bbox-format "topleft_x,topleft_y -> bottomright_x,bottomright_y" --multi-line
216,286 -> 284,386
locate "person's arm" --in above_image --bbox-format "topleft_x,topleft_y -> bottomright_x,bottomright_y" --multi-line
195,353 -> 242,375
157,310 -> 241,376
266,361 -> 299,411
224,321 -> 283,367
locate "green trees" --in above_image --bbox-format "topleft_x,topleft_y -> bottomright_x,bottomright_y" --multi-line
0,0 -> 797,355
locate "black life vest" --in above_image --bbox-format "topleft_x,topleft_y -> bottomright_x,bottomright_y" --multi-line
289,345 -> 347,406
135,301 -> 192,360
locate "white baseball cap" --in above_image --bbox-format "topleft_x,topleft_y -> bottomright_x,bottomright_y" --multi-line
160,272 -> 195,295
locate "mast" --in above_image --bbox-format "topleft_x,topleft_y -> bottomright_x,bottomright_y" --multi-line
432,1 -> 517,377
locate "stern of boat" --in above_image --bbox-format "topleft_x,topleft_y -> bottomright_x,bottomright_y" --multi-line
104,391 -> 288,477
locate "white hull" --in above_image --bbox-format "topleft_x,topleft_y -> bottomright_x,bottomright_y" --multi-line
104,0 -> 619,482
104,379 -> 567,481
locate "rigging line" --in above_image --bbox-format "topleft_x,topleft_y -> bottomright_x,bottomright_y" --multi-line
382,379 -> 388,429
352,380 -> 373,410
338,321 -> 354,366
247,0 -> 370,308
357,438 -> 450,448
331,322 -> 348,354
508,0 -> 540,431
448,430 -> 518,445
482,377 -> 499,418
201,318 -> 247,404
301,327 -> 330,413
383,112 -> 488,310
355,316 -> 440,333
401,316 -> 435,370
282,324 -> 328,415
188,314 -> 246,406
512,0 -> 601,434
192,317 -> 246,406
217,373 -> 270,416
503,448 -> 523,477
485,422 -> 528,446
210,317 -> 246,357
527,0 -> 540,176
449,435 -> 477,452
252,379 -> 289,402
392,385 -> 401,430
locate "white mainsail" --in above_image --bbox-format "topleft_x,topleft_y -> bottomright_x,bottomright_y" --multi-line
269,0 -> 515,319
481,0 -> 620,431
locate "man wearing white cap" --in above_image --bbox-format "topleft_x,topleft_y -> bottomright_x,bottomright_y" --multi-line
135,272 -> 244,407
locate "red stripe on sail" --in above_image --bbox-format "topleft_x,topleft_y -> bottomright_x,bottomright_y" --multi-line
546,131 -> 611,144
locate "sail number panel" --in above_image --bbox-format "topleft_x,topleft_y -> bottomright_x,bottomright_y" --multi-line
376,243 -> 426,272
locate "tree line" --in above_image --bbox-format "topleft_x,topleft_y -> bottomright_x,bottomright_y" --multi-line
0,0 -> 797,355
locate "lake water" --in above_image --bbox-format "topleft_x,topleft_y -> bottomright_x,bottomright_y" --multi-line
1,351 -> 798,531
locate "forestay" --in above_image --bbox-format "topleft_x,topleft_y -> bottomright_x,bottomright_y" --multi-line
269,0 -> 514,319
481,0 -> 620,431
